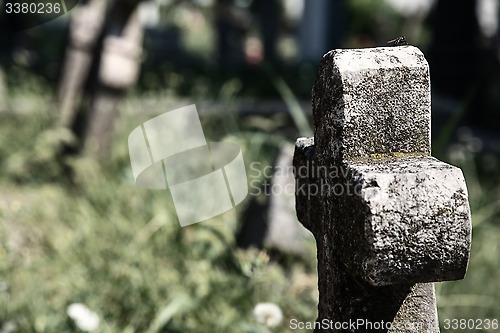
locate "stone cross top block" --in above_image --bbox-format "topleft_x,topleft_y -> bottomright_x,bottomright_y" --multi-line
294,46 -> 472,332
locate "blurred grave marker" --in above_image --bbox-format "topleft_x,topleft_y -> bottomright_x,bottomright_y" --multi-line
58,0 -> 144,157
265,144 -> 314,257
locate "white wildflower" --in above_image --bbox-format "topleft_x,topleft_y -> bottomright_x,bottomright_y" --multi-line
253,302 -> 283,328
67,303 -> 100,332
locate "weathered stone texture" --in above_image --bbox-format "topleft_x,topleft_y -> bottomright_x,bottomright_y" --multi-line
294,46 -> 472,332
350,155 -> 471,286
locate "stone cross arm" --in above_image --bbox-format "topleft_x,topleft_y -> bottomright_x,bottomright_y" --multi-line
294,46 -> 472,332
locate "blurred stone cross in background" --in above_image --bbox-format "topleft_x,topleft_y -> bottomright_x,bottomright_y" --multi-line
294,46 -> 472,332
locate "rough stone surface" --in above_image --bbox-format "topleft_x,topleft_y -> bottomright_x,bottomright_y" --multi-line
294,46 -> 472,332
349,156 -> 470,285
389,283 -> 439,333
312,46 -> 431,164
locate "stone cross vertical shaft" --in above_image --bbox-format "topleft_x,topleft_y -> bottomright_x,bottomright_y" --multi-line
294,46 -> 472,332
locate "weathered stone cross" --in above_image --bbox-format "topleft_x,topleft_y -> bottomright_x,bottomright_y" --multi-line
294,46 -> 472,332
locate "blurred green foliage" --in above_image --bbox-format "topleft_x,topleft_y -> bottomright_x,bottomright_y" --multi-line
0,82 -> 319,332
0,0 -> 498,332
436,133 -> 500,326
1,43 -> 499,333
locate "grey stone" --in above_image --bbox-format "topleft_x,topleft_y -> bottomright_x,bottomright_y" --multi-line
348,156 -> 470,286
265,144 -> 314,257
389,283 -> 439,333
294,46 -> 472,332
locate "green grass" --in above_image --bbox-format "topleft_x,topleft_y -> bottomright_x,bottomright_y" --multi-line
436,139 -> 500,328
0,90 -> 318,333
0,79 -> 499,333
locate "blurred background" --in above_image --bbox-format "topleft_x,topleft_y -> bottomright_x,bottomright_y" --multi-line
0,0 -> 499,332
